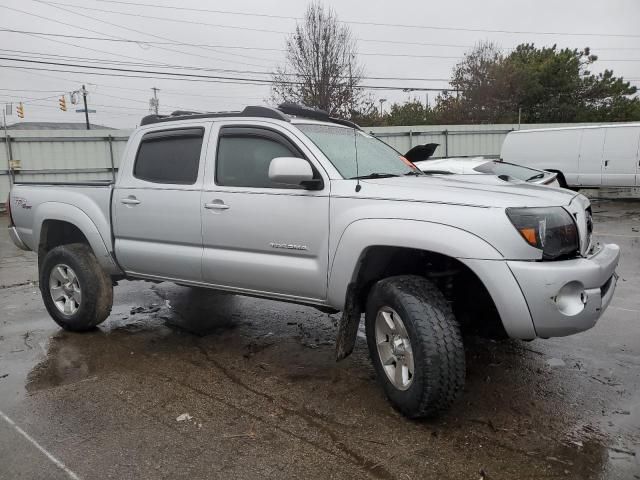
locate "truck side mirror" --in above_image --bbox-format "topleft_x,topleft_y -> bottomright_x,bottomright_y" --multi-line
268,157 -> 314,188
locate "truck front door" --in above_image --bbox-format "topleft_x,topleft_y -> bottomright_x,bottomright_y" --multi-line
200,124 -> 330,302
113,126 -> 207,282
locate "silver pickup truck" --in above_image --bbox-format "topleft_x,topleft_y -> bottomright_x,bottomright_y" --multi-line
7,104 -> 620,418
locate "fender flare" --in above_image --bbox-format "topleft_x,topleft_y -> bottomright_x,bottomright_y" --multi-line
328,218 -> 503,309
33,202 -> 121,275
330,218 -> 536,360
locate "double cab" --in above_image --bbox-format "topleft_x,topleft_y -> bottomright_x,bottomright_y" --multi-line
8,104 -> 620,418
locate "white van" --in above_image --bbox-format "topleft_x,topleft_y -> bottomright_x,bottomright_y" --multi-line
501,124 -> 640,188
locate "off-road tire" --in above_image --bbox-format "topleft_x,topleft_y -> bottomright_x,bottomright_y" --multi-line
365,275 -> 465,418
40,243 -> 113,331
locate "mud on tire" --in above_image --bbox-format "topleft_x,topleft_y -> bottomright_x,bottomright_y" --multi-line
40,243 -> 113,331
365,275 -> 465,418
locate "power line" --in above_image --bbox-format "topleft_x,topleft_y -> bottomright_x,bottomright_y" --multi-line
36,1 -> 291,35
4,28 -> 640,54
1,67 -> 270,100
0,4 -> 279,69
0,59 -> 458,92
0,93 -> 60,104
23,100 -> 143,117
44,0 -> 640,39
0,6 -> 179,65
31,0 -> 281,66
0,28 -> 289,50
0,48 -> 455,82
0,88 -> 63,93
2,26 -> 637,63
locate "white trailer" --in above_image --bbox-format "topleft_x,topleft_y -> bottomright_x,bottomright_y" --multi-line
501,124 -> 640,188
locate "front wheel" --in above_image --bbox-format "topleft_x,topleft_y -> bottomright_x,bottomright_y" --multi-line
365,275 -> 465,418
40,243 -> 113,331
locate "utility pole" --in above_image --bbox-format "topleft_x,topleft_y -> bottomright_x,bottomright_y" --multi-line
150,87 -> 160,115
2,104 -> 13,186
82,85 -> 90,130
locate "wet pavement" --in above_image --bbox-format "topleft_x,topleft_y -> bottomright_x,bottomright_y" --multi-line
0,199 -> 639,480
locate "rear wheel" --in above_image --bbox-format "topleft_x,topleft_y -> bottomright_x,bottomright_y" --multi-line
40,243 -> 113,331
365,275 -> 465,418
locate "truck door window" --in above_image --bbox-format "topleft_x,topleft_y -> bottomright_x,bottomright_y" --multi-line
134,128 -> 204,185
216,128 -> 308,188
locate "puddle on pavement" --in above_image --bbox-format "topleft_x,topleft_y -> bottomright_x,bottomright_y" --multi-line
7,280 -> 637,479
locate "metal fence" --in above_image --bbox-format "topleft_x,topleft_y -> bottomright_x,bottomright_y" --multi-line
0,122 -> 624,203
1,129 -> 132,201
366,122 -> 619,159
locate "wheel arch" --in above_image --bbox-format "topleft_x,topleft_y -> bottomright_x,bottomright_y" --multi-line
328,219 -> 503,309
34,202 -> 121,275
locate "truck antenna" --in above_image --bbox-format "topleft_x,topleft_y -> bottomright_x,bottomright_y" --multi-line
354,128 -> 361,192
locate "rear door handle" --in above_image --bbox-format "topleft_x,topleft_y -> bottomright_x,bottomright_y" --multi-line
121,196 -> 140,205
204,201 -> 230,210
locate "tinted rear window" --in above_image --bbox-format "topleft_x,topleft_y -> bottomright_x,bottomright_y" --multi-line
134,128 -> 204,185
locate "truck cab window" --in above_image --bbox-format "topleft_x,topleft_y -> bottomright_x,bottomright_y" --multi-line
216,133 -> 302,188
134,128 -> 204,185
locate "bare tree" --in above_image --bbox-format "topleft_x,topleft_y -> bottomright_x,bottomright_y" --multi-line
271,2 -> 363,117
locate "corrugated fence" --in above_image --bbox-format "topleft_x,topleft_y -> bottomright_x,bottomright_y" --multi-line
1,129 -> 132,201
0,122 -> 621,202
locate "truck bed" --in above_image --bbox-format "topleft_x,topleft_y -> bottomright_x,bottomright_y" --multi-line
9,182 -> 114,255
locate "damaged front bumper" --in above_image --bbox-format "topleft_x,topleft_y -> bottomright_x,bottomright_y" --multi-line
507,243 -> 620,338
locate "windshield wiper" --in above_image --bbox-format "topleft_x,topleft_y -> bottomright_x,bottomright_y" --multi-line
403,170 -> 424,176
350,173 -> 400,180
420,170 -> 454,175
526,173 -> 545,181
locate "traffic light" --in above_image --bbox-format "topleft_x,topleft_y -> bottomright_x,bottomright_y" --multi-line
16,102 -> 24,118
59,95 -> 67,111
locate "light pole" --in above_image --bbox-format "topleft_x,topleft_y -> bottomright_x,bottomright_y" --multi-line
379,98 -> 387,116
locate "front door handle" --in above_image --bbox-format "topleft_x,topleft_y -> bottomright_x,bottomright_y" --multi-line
121,196 -> 140,205
204,201 -> 230,210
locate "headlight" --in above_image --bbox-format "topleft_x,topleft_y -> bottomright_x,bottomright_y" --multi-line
506,207 -> 579,260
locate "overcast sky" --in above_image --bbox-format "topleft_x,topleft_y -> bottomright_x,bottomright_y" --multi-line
1,0 -> 639,129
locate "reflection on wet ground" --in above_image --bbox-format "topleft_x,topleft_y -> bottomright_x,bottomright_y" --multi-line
1,201 -> 639,479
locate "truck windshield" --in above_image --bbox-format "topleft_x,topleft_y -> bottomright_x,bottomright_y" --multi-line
297,124 -> 420,179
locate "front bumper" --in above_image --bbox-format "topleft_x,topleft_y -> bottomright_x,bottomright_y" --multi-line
507,243 -> 620,338
8,226 -> 30,251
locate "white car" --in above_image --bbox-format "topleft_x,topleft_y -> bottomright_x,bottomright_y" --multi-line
416,157 -> 560,187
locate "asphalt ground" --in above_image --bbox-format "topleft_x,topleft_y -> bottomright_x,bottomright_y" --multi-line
0,198 -> 638,480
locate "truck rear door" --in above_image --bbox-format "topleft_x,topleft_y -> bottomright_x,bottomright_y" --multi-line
112,125 -> 208,281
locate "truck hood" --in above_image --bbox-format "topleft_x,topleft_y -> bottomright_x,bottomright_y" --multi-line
359,174 -> 577,208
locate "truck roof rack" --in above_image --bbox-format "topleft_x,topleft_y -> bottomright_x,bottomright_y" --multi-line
140,106 -> 289,126
277,102 -> 362,130
140,103 -> 361,130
